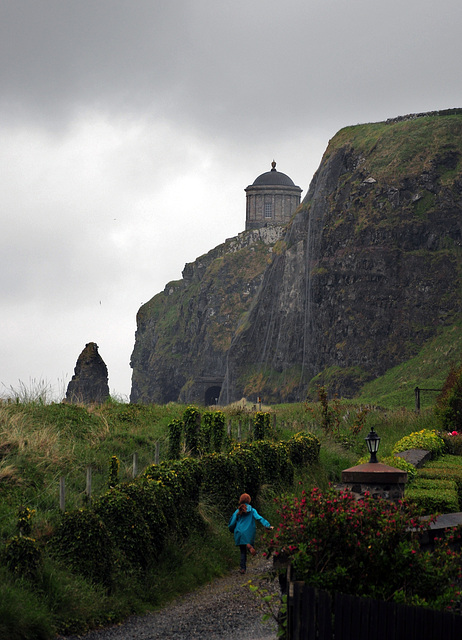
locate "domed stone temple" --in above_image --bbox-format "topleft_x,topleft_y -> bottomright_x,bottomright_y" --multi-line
245,161 -> 302,230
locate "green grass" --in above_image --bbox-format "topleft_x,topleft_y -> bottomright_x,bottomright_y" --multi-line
355,321 -> 462,409
327,114 -> 462,182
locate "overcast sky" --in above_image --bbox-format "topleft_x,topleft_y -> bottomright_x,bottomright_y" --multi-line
1,0 -> 462,400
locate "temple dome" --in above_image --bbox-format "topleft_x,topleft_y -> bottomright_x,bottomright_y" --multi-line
245,160 -> 302,231
252,161 -> 296,187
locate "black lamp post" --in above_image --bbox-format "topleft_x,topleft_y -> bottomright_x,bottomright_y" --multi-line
365,427 -> 380,463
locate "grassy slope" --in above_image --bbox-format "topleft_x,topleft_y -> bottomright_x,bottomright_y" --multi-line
355,321 -> 462,409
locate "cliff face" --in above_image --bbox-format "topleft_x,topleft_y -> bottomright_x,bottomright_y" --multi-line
130,226 -> 284,404
221,113 -> 462,403
131,112 -> 462,405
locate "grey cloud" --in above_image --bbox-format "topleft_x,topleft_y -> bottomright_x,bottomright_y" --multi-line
2,1 -> 462,139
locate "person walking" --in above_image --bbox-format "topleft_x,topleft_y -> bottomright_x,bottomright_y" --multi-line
228,493 -> 273,574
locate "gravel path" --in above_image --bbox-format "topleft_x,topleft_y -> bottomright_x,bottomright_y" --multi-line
57,556 -> 279,640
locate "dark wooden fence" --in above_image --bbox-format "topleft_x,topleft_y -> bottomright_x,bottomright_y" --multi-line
414,386 -> 442,411
287,581 -> 462,640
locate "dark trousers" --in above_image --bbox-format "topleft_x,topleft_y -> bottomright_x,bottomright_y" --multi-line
239,544 -> 247,571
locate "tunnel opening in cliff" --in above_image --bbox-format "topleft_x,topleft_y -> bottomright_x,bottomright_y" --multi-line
205,385 -> 222,406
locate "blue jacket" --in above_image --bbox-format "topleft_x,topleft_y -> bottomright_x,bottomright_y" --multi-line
228,505 -> 271,546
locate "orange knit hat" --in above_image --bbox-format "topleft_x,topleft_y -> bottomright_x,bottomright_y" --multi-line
239,493 -> 251,504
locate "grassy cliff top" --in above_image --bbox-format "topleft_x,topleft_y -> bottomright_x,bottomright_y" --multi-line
325,110 -> 462,181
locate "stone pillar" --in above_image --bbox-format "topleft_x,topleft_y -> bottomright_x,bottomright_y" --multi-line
338,462 -> 408,502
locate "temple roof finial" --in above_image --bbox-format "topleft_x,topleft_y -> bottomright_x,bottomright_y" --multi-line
271,160 -> 276,171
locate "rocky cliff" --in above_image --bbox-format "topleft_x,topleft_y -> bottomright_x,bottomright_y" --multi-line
130,226 -> 285,403
66,342 -> 110,404
131,111 -> 462,405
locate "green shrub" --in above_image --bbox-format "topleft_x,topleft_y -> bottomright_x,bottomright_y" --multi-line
254,412 -> 272,440
2,536 -> 42,582
143,458 -> 203,535
392,429 -> 445,458
227,445 -> 262,503
108,455 -> 119,488
211,411 -> 225,452
201,452 -> 243,514
50,509 -> 115,587
167,418 -> 183,459
183,406 -> 201,456
425,455 -> 462,469
384,455 -> 417,481
200,412 -> 214,454
112,481 -> 169,557
93,486 -> 154,570
238,441 -> 295,487
286,432 -> 321,467
16,506 -> 35,536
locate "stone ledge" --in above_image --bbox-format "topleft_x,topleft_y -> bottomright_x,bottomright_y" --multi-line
341,462 -> 408,484
394,448 -> 432,468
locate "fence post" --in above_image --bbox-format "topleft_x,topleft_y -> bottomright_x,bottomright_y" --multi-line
86,465 -> 92,502
227,420 -> 232,439
415,387 -> 420,412
59,477 -> 65,511
133,452 -> 138,478
155,442 -> 160,465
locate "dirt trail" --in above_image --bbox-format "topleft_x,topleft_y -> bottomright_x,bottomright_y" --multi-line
57,555 -> 279,640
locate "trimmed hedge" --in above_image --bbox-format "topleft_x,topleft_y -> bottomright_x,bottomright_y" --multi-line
406,482 -> 459,514
40,432 -> 320,589
417,460 -> 462,507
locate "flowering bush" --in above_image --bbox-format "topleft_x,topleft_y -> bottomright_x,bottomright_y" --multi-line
440,431 -> 462,455
392,429 -> 445,458
265,486 -> 462,609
